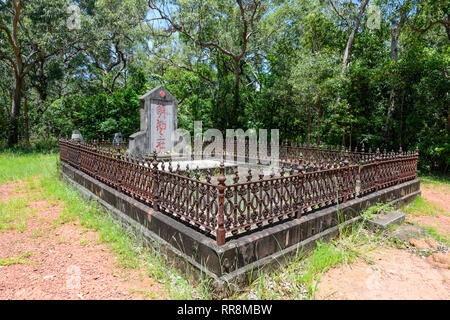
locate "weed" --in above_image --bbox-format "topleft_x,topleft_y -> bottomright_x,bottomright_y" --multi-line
31,229 -> 44,238
360,203 -> 394,220
79,238 -> 89,246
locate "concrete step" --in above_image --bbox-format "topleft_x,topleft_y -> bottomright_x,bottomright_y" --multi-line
366,210 -> 405,230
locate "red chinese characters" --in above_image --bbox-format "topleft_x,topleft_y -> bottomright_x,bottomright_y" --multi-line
155,104 -> 167,152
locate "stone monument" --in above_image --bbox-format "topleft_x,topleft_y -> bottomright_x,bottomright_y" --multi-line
112,132 -> 123,144
128,85 -> 178,155
71,130 -> 83,142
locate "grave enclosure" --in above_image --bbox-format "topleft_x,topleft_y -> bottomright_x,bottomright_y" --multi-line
58,86 -> 420,297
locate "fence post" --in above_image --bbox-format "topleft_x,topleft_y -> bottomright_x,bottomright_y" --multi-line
343,152 -> 350,203
216,162 -> 226,246
76,141 -> 81,170
152,151 -> 159,212
296,156 -> 304,219
414,146 -> 419,179
375,148 -> 380,191
397,147 -> 402,184
116,149 -> 122,191
94,142 -> 99,179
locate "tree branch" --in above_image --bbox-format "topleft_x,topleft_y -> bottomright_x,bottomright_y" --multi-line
148,0 -> 237,59
150,50 -> 215,85
411,19 -> 450,33
328,0 -> 348,22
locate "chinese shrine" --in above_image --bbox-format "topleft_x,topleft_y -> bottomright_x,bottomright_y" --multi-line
128,85 -> 178,155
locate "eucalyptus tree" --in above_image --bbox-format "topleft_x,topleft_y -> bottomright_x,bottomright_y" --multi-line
79,0 -> 149,92
147,0 -> 271,128
0,0 -> 80,146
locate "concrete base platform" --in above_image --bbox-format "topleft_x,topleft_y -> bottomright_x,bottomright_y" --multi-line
59,161 -> 420,298
367,211 -> 406,230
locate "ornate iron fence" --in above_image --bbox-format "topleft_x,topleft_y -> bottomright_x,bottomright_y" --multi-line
59,139 -> 418,245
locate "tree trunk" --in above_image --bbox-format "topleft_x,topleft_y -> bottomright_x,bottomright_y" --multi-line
349,121 -> 352,150
316,95 -> 322,144
7,77 -> 23,147
385,11 -> 404,141
400,87 -> 405,146
307,104 -> 311,143
233,58 -> 240,128
334,0 -> 370,109
342,0 -> 370,72
23,96 -> 30,147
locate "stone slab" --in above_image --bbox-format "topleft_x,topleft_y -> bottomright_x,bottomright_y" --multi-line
391,224 -> 428,242
367,211 -> 406,230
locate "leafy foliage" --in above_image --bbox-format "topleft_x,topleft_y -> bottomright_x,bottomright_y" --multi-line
0,0 -> 448,173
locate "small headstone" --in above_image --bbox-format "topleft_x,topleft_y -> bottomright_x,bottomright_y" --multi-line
112,132 -> 123,144
128,86 -> 178,155
71,130 -> 83,142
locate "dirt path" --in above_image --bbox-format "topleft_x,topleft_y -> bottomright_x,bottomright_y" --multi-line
0,181 -> 167,300
316,247 -> 450,300
316,182 -> 450,300
420,183 -> 450,213
409,183 -> 450,235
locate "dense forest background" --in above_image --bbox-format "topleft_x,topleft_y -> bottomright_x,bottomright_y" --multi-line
0,0 -> 448,173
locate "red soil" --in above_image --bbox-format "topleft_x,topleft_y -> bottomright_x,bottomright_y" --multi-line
0,181 -> 166,300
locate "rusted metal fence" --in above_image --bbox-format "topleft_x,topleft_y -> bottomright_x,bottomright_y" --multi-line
59,139 -> 418,245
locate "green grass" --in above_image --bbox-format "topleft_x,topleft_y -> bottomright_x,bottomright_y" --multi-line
129,287 -> 161,299
1,153 -> 447,300
400,180 -> 449,246
360,202 -> 394,220
79,238 -> 89,246
402,196 -> 449,217
31,229 -> 44,238
404,220 -> 450,247
0,252 -> 37,266
0,152 -> 58,183
239,220 -> 380,300
419,225 -> 450,246
419,175 -> 450,188
0,197 -> 30,233
0,152 -> 211,300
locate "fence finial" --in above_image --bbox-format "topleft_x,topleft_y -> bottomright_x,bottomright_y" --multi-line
205,168 -> 212,183
195,166 -> 200,180
247,168 -> 253,181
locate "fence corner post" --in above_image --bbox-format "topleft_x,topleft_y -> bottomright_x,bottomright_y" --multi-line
216,162 -> 226,246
